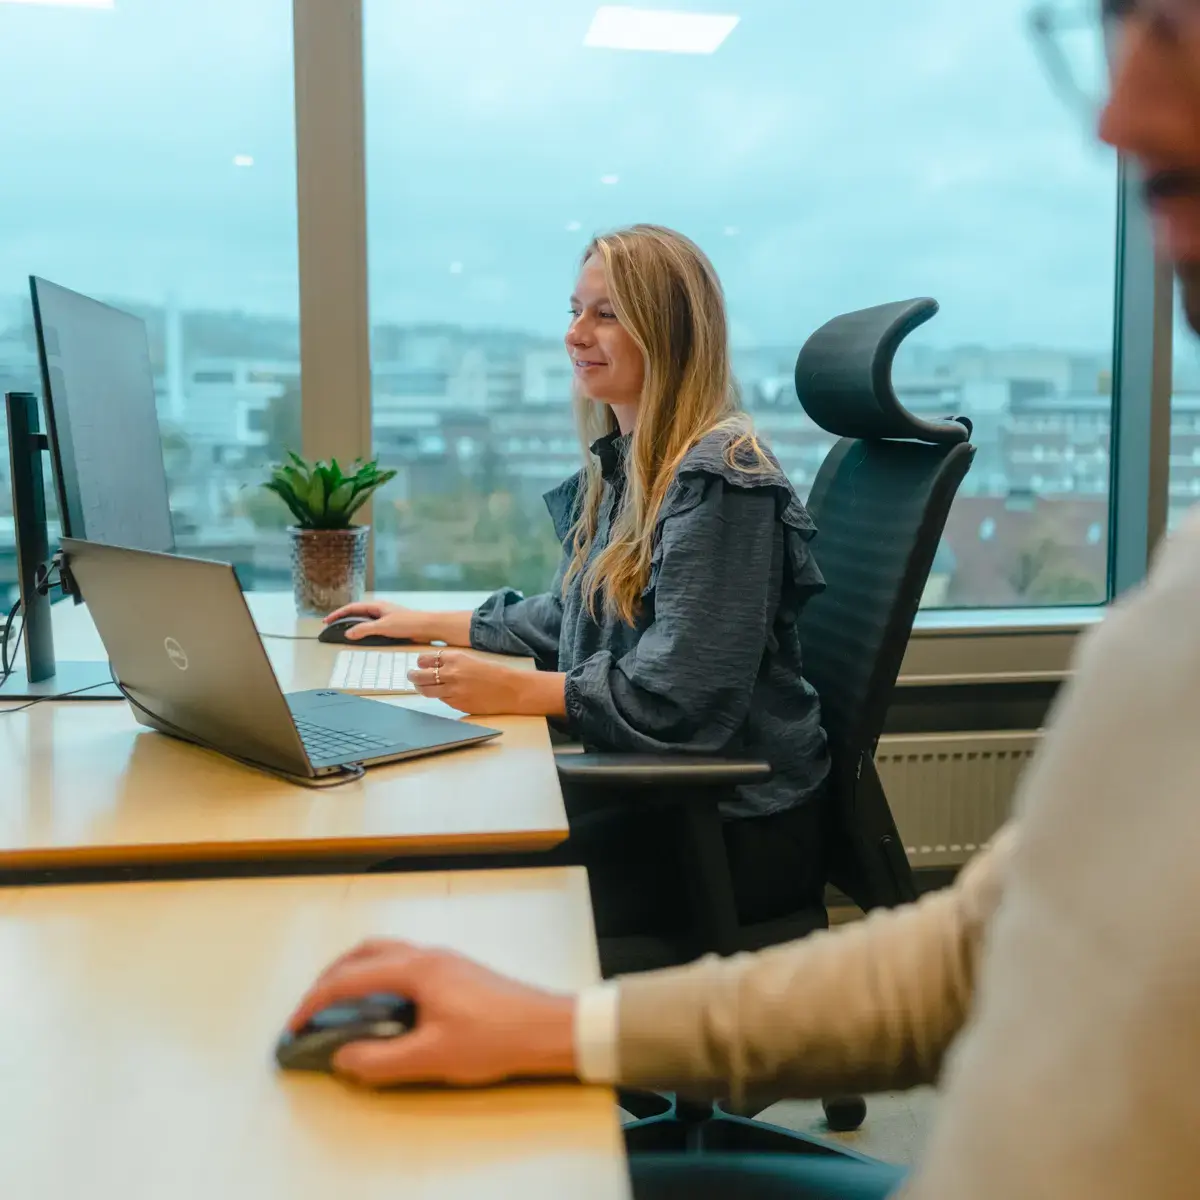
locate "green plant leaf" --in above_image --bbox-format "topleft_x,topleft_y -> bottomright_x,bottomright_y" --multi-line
306,471 -> 327,517
326,480 -> 355,517
343,470 -> 396,518
263,452 -> 393,529
263,479 -> 311,527
280,464 -> 310,493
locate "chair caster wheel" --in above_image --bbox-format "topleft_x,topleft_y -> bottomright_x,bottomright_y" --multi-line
822,1095 -> 867,1132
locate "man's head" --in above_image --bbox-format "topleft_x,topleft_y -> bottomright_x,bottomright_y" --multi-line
1099,1 -> 1200,332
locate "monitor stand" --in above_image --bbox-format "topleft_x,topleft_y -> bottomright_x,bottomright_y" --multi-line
2,391 -> 121,702
0,662 -> 120,702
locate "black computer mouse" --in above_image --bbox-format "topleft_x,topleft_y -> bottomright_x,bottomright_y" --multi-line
317,616 -> 411,647
275,992 -> 417,1072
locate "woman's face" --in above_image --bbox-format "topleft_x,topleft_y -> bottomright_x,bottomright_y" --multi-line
565,255 -> 645,410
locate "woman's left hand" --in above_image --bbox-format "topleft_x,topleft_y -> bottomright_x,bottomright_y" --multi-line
408,650 -> 532,716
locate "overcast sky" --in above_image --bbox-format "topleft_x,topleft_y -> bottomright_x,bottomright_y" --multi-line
0,0 -> 1123,353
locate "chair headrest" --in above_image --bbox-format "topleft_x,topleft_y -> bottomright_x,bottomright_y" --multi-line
794,298 -> 971,445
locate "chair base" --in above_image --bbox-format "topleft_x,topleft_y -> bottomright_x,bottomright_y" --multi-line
824,1096 -> 868,1132
620,1094 -> 873,1161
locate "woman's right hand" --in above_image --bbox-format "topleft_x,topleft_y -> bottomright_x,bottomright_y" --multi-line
323,601 -> 430,643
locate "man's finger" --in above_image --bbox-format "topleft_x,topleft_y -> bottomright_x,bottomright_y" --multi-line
287,952 -> 424,1032
333,1026 -> 445,1087
310,939 -> 409,990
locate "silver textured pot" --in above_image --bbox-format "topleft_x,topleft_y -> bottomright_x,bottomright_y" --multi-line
288,525 -> 369,616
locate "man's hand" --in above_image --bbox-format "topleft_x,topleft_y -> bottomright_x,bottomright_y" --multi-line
287,941 -> 577,1088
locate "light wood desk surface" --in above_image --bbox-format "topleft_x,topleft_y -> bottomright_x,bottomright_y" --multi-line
0,865 -> 629,1199
0,593 -> 567,871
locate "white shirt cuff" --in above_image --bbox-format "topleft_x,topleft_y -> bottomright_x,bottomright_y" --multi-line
574,982 -> 620,1083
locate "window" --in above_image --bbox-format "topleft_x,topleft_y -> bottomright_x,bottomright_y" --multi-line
0,0 -> 299,598
1170,286 -> 1200,534
364,0 -> 1117,606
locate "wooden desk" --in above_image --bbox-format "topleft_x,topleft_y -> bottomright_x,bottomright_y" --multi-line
0,593 -> 567,871
0,866 -> 629,1199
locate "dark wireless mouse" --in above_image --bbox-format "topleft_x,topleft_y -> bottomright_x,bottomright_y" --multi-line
275,992 -> 417,1072
318,616 -> 411,647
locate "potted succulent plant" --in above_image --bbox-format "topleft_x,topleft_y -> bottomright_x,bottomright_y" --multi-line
263,453 -> 397,615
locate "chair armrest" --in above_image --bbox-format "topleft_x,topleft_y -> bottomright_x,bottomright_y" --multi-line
554,753 -> 773,789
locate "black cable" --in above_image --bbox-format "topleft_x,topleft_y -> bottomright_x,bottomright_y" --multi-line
0,680 -> 113,715
5,609 -> 24,680
1,597 -> 20,680
107,666 -> 365,790
2,564 -> 63,683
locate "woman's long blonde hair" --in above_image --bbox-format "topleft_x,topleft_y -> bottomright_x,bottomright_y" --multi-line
565,223 -> 770,625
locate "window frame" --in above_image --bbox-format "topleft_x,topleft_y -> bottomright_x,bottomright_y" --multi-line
289,0 -> 1174,678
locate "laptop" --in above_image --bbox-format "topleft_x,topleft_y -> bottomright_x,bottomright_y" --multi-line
61,539 -> 501,782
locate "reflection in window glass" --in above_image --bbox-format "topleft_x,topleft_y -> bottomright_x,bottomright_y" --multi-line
1170,286 -> 1200,535
0,0 -> 299,606
365,0 -> 1117,606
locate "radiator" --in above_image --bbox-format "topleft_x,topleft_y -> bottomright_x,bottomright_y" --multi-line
874,731 -> 1041,869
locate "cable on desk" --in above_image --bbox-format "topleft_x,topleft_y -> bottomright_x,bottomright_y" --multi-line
257,631 -> 320,641
108,666 -> 365,789
0,686 -> 112,710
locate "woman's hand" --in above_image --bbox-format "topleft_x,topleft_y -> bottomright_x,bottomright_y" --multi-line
286,940 -> 577,1088
323,602 -> 472,647
409,650 -> 567,717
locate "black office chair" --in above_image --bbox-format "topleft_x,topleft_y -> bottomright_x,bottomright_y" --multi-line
555,297 -> 976,1155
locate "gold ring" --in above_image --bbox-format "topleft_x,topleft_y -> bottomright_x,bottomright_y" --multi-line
434,665 -> 441,686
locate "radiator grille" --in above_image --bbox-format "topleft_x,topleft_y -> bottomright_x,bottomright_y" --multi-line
875,731 -> 1040,868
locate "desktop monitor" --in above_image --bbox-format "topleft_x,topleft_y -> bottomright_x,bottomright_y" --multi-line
0,280 -> 176,701
30,276 -> 175,560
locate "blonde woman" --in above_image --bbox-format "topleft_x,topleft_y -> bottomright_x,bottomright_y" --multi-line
328,225 -> 830,935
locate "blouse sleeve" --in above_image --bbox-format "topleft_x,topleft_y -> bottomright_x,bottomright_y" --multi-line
563,479 -> 790,752
469,559 -> 565,673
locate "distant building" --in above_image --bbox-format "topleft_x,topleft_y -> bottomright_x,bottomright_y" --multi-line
181,358 -> 296,457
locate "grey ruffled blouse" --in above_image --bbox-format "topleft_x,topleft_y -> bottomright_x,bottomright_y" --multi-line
469,429 -> 830,819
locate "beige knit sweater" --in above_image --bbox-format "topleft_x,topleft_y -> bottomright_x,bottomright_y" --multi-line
613,508 -> 1200,1198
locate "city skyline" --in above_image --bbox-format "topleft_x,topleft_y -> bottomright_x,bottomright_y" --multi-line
1,0 -> 1194,614
1,0 -> 1118,352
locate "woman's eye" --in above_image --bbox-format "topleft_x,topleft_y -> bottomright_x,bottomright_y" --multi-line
599,310 -> 616,320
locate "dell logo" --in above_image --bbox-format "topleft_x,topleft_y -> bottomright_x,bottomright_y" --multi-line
164,637 -> 189,671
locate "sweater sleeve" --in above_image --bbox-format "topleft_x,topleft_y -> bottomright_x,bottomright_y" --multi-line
614,827 -> 1013,1109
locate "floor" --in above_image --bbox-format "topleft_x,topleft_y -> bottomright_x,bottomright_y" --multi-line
761,1088 -> 938,1167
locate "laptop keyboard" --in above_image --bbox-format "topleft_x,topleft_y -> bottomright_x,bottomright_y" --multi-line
293,718 -> 395,763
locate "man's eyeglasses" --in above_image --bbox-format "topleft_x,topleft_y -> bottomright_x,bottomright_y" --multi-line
1029,0 -> 1200,119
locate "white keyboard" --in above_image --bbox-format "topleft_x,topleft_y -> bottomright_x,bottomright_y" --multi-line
329,650 -> 422,695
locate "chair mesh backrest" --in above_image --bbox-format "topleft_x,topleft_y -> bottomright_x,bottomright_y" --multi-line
792,298 -> 975,758
798,437 -> 974,755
